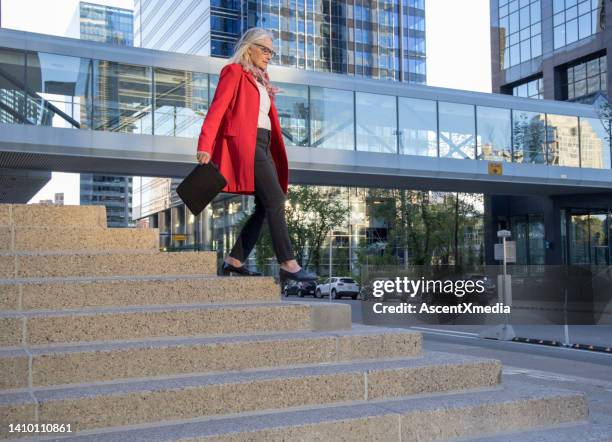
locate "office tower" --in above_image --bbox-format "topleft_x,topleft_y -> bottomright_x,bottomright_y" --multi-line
80,1 -> 133,46
491,0 -> 607,103
487,0 -> 611,265
135,0 -> 426,83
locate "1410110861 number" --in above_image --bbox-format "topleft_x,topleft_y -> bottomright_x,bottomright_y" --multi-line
9,423 -> 73,433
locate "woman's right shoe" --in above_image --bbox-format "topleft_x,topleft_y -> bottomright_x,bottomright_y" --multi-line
278,267 -> 318,288
220,261 -> 262,277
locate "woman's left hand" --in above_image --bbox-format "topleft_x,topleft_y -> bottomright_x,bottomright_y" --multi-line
196,151 -> 211,164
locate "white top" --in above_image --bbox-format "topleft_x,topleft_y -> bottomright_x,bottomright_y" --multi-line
256,80 -> 271,130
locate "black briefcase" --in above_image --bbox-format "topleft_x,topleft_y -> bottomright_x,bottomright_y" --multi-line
177,162 -> 227,216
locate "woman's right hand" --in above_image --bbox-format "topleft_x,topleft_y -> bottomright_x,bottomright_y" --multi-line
196,151 -> 210,164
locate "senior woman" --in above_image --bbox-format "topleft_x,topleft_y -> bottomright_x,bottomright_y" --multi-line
196,27 -> 317,285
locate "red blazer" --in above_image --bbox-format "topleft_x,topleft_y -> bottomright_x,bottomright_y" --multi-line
197,63 -> 288,195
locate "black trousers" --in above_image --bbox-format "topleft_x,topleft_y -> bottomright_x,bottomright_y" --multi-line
229,128 -> 295,264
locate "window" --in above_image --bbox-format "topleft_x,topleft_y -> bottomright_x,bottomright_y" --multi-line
398,97 -> 437,157
499,0 -> 542,68
356,92 -> 397,153
553,0 -> 605,50
439,102 -> 476,159
476,106 -> 512,161
564,54 -> 607,102
545,114 -> 579,166
511,77 -> 543,99
512,109 -> 546,164
310,87 -> 354,150
580,117 -> 612,169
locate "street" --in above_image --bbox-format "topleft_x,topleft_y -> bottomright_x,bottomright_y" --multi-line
282,295 -> 612,439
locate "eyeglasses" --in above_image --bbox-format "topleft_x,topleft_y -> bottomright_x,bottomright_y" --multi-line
253,43 -> 276,58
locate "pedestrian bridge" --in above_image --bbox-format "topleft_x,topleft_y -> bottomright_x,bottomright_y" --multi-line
1,29 -> 611,196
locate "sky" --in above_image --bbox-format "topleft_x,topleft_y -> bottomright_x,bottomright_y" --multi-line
0,0 -> 492,204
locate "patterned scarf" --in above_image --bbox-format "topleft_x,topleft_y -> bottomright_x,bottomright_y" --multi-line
244,63 -> 280,101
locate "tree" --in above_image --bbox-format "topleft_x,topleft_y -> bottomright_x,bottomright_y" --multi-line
368,189 -> 483,267
232,185 -> 348,273
285,186 -> 348,272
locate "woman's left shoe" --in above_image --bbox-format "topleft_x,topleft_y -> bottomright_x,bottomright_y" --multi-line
220,261 -> 262,276
278,267 -> 318,289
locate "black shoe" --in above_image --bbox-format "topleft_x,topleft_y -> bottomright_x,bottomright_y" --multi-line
220,261 -> 262,277
279,267 -> 318,287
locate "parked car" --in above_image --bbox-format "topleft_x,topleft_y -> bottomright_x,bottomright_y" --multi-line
283,279 -> 317,297
316,277 -> 360,299
464,273 -> 496,297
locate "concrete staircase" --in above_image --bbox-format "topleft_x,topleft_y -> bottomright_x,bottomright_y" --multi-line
0,204 -> 589,440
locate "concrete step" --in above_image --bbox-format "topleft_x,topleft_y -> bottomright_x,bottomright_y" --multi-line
1,275 -> 279,311
0,351 -> 502,435
468,420 -> 612,441
0,302 -> 351,347
30,379 -> 586,442
0,204 -> 107,228
0,227 -> 159,254
0,326 -> 422,389
0,251 -> 217,279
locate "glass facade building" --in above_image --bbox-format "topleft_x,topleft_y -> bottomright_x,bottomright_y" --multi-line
490,0 -> 612,266
80,2 -> 133,46
80,174 -> 133,227
242,0 -> 426,82
493,0 -> 607,102
135,0 -> 426,83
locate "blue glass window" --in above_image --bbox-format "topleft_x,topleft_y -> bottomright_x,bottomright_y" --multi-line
500,0 -> 541,68
553,0 -> 604,49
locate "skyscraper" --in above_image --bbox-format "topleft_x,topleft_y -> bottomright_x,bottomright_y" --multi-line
80,1 -> 133,46
79,1 -> 135,227
135,0 -> 426,83
491,0 -> 607,103
487,0 -> 611,266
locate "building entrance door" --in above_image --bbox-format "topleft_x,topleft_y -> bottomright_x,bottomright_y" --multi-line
567,209 -> 610,265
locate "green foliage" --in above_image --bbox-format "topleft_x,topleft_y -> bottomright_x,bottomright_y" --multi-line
232,185 -> 348,272
232,186 -> 484,274
285,186 -> 348,271
364,189 -> 483,267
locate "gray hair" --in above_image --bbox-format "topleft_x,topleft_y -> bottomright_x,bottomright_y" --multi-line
227,27 -> 274,69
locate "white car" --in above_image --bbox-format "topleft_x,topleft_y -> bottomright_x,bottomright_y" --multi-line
316,277 -> 360,300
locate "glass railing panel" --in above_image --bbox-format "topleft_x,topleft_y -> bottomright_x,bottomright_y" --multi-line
209,73 -> 219,100
310,86 -> 354,150
91,59 -> 152,134
512,109 -> 546,164
398,97 -> 437,157
546,113 -> 579,166
439,101 -> 476,159
579,116 -> 611,169
476,105 -> 512,161
275,82 -> 309,146
0,48 -> 26,124
355,91 -> 397,153
153,68 -> 207,138
24,51 -> 90,128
